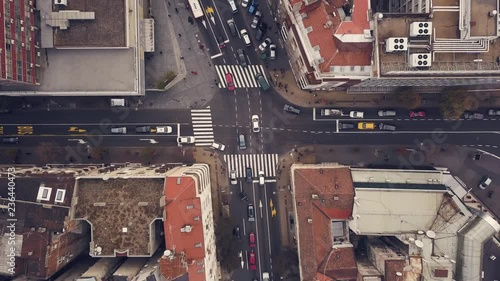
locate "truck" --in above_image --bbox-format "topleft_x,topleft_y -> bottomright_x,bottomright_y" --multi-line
320,109 -> 342,116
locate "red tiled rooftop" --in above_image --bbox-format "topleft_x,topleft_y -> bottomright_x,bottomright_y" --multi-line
385,260 -> 406,281
318,247 -> 357,279
162,176 -> 206,281
301,0 -> 372,72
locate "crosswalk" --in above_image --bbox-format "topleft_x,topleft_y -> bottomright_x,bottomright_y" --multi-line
191,107 -> 214,146
215,65 -> 268,88
224,154 -> 279,178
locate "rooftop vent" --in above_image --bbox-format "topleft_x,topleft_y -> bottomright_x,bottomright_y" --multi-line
307,218 -> 313,223
385,37 -> 408,53
410,22 -> 432,37
409,53 -> 432,67
181,225 -> 193,233
311,194 -> 319,199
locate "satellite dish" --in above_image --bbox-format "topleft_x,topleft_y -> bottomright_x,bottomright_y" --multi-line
164,250 -> 172,257
417,230 -> 424,235
415,240 -> 424,248
449,259 -> 456,264
444,255 -> 449,258
408,237 -> 415,242
396,272 -> 403,276
426,230 -> 436,239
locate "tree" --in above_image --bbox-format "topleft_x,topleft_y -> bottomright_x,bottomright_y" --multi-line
395,87 -> 422,109
439,90 -> 466,119
216,219 -> 240,273
35,142 -> 63,163
90,146 -> 109,160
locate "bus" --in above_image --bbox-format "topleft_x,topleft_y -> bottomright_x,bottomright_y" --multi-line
188,0 -> 204,18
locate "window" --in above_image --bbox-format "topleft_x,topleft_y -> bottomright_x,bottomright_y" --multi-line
350,66 -> 355,71
37,186 -> 52,201
55,189 -> 66,203
360,66 -> 365,71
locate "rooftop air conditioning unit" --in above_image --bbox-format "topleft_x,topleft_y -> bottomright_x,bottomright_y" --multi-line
409,53 -> 432,67
410,22 -> 432,37
54,0 -> 68,6
385,37 -> 408,53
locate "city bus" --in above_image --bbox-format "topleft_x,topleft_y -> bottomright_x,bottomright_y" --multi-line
188,0 -> 204,18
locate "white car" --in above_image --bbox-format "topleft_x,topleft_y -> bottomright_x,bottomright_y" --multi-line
479,176 -> 492,189
262,272 -> 270,281
349,111 -> 364,118
229,170 -> 237,185
155,126 -> 172,133
240,29 -> 251,46
178,136 -> 195,144
251,115 -> 260,132
258,171 -> 265,185
241,0 -> 249,7
210,142 -> 226,151
259,38 -> 271,52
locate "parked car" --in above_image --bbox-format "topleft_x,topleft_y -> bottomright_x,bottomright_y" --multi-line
252,115 -> 260,132
228,0 -> 238,13
217,36 -> 226,48
255,28 -> 264,41
233,226 -> 241,239
357,122 -> 375,130
135,126 -> 151,133
378,109 -> 396,117
248,204 -> 255,222
269,44 -> 276,59
155,126 -> 172,133
210,142 -> 226,151
284,104 -> 300,114
349,111 -> 364,118
249,232 -> 256,248
248,0 -> 258,14
245,167 -> 253,183
238,133 -> 247,149
488,109 -> 500,116
479,176 -> 492,189
409,110 -> 426,118
178,136 -> 195,144
262,272 -> 270,281
242,0 -> 249,7
379,123 -> 396,131
240,29 -> 251,46
225,73 -> 235,91
258,38 -> 271,52
250,10 -> 262,29
255,73 -> 270,91
111,127 -> 127,134
464,111 -> 484,120
2,137 -> 19,144
258,171 -> 265,186
230,170 -> 237,185
339,123 -> 355,130
237,49 -> 247,67
227,19 -> 237,35
248,250 -> 257,269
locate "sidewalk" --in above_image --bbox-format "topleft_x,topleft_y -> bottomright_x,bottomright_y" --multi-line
268,69 -> 500,109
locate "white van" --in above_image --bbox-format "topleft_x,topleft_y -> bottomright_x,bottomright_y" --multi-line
228,0 -> 238,13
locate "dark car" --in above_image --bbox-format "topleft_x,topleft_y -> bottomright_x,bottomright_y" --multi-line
284,104 -> 300,114
259,22 -> 268,31
135,126 -> 151,133
248,204 -> 255,222
217,36 -> 226,48
250,10 -> 262,29
379,123 -> 396,131
339,123 -> 355,130
245,167 -> 253,183
248,0 -> 258,14
2,137 -> 19,144
255,28 -> 264,41
227,19 -> 237,35
237,49 -> 247,67
233,226 -> 241,239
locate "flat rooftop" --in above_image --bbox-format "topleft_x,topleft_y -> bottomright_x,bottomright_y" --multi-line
376,0 -> 500,76
73,178 -> 164,256
53,0 -> 126,47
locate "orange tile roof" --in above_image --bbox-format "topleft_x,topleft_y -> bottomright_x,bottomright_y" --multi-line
301,0 -> 372,72
161,176 -> 206,281
293,166 -> 356,281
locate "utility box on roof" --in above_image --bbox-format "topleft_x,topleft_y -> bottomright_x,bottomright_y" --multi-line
110,99 -> 127,107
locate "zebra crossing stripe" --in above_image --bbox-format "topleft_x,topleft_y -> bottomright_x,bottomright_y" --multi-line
191,106 -> 214,146
223,154 -> 279,178
215,65 -> 267,88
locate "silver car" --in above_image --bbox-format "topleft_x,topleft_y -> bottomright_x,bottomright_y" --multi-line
250,11 -> 262,29
111,127 -> 127,134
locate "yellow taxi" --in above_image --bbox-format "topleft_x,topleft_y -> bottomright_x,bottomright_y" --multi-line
358,122 -> 375,130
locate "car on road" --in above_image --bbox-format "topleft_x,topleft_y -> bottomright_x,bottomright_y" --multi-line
379,123 -> 396,131
229,170 -> 237,185
135,126 -> 151,133
269,44 -> 276,60
464,111 -> 484,120
240,29 -> 251,46
349,111 -> 364,118
248,204 -> 255,222
259,37 -> 271,52
409,110 -> 426,118
258,171 -> 265,185
378,109 -> 396,117
248,250 -> 257,269
217,36 -> 226,48
225,73 -> 235,91
242,0 -> 249,7
227,19 -> 237,35
111,127 -> 127,134
255,73 -> 270,91
233,226 -> 241,239
255,28 -> 264,41
321,108 -> 341,116
178,136 -> 195,144
249,232 -> 256,248
252,115 -> 260,132
228,0 -> 238,13
262,272 -> 270,281
246,167 -> 253,183
238,133 -> 247,149
155,126 -> 172,133
357,122 -> 375,130
248,0 -> 258,14
236,49 -> 247,67
284,104 -> 300,114
250,10 -> 262,29
479,176 -> 492,189
239,191 -> 248,201
2,137 -> 19,144
339,123 -> 355,130
488,109 -> 500,116
210,142 -> 226,151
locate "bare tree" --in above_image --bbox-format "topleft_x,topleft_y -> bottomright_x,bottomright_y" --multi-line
395,87 -> 422,109
35,142 -> 63,163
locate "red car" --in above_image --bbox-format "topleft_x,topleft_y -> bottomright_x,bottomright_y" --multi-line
249,232 -> 256,248
248,250 -> 257,270
225,73 -> 235,91
409,110 -> 426,118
